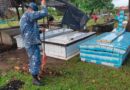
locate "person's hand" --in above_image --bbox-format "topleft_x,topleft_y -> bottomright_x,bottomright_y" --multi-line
41,0 -> 46,7
40,28 -> 46,32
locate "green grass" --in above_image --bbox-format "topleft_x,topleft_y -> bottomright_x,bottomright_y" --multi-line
1,55 -> 130,90
0,21 -> 19,28
0,16 -> 62,29
0,16 -> 103,29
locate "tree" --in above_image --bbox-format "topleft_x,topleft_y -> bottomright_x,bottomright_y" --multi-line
10,0 -> 40,20
70,0 -> 114,16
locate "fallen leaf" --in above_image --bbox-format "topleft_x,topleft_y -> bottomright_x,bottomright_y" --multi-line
14,66 -> 20,71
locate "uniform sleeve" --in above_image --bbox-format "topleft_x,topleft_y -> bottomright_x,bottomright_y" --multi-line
28,7 -> 48,21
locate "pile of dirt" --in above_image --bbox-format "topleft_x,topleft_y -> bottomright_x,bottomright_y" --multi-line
0,80 -> 24,90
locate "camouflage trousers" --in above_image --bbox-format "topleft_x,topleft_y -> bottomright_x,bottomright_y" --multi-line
25,44 -> 41,75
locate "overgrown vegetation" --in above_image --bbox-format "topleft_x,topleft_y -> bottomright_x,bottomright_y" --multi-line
70,0 -> 114,15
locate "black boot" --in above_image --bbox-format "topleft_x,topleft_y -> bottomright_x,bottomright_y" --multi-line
32,75 -> 42,86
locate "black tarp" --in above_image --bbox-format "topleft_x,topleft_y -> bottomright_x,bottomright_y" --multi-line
61,4 -> 88,30
47,0 -> 67,13
47,0 -> 89,30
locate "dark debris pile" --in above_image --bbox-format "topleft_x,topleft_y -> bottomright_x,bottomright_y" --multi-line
0,80 -> 24,90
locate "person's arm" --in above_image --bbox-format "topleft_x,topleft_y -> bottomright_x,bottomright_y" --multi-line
28,7 -> 48,21
28,0 -> 48,21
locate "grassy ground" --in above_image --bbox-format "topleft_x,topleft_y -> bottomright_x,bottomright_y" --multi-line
0,16 -> 128,90
0,21 -> 19,28
1,54 -> 130,90
0,16 -> 62,29
0,16 -> 102,29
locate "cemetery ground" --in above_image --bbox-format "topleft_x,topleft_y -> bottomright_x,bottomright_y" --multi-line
0,49 -> 130,90
0,16 -> 127,90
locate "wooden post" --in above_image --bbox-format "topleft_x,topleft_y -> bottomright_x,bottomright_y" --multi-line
0,32 -> 3,45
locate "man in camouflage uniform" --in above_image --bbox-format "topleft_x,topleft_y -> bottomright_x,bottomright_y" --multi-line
20,1 -> 47,86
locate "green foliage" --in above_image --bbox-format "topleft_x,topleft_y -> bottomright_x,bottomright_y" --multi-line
48,7 -> 63,16
70,0 -> 114,13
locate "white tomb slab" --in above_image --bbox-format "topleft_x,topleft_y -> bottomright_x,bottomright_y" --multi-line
14,28 -> 73,48
43,31 -> 96,60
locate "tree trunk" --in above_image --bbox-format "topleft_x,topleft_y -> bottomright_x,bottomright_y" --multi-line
21,2 -> 24,14
126,0 -> 130,32
89,9 -> 94,18
15,6 -> 20,20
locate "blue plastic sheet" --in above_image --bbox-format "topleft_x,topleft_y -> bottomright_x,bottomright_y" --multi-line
97,29 -> 125,43
79,32 -> 130,68
80,32 -> 130,54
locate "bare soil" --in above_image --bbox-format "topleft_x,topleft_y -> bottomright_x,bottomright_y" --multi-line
0,48 -> 65,75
